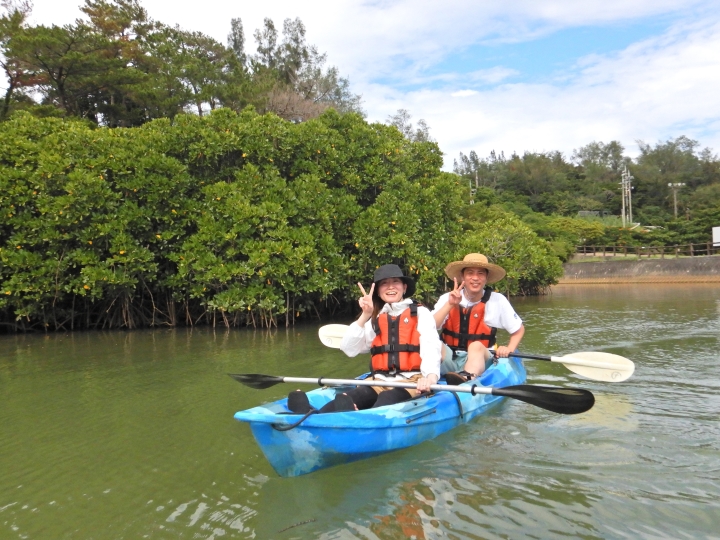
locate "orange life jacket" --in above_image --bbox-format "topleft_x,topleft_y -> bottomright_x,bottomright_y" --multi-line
441,287 -> 497,351
370,302 -> 422,373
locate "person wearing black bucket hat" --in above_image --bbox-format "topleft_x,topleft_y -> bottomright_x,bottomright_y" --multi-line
370,263 -> 416,298
286,264 -> 441,414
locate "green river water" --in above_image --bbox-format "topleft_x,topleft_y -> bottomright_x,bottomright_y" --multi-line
1,284 -> 719,539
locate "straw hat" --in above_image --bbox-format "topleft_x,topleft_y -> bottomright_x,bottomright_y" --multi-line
372,264 -> 416,298
444,253 -> 506,284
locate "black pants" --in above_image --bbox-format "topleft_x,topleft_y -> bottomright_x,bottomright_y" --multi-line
318,386 -> 412,413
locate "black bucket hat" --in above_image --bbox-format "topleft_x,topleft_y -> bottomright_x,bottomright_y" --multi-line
372,264 -> 416,298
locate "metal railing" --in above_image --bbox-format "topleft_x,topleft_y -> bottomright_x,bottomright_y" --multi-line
575,243 -> 720,258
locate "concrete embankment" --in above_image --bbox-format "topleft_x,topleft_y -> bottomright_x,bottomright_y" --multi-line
557,256 -> 720,284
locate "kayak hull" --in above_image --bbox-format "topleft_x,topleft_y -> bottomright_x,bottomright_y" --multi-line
234,356 -> 526,477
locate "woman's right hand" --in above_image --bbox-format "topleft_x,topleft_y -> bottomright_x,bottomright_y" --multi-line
357,282 -> 375,317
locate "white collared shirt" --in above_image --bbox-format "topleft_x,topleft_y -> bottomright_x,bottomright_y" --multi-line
340,298 -> 441,378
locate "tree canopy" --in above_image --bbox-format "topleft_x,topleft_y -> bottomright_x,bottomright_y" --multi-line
0,0 -> 364,124
0,108 -> 469,331
455,136 -> 720,254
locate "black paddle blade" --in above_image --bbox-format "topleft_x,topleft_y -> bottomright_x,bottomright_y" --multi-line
228,373 -> 284,390
492,384 -> 595,415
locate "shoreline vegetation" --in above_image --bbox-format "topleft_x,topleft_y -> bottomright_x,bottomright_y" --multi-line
2,108 -> 562,332
0,110 -> 471,332
1,1 -> 719,332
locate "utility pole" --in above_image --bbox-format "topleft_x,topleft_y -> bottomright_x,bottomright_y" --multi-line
668,182 -> 685,218
468,171 -> 479,205
619,166 -> 634,227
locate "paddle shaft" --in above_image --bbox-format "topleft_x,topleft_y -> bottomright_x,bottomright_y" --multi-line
280,376 -> 495,395
229,373 -> 595,414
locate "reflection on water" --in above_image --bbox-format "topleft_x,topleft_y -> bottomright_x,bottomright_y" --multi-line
568,393 -> 638,432
1,285 -> 720,538
161,478 -> 260,537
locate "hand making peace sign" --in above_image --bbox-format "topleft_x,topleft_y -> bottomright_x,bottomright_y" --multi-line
448,277 -> 465,306
357,282 -> 375,317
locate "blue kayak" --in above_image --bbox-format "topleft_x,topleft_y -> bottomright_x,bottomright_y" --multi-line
233,356 -> 527,477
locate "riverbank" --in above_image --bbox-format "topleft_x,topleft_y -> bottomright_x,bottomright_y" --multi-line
557,255 -> 720,284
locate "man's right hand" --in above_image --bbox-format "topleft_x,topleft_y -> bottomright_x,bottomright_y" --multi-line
448,278 -> 465,306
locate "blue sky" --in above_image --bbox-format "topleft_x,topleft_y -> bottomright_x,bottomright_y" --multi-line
413,20 -> 673,88
19,0 -> 720,169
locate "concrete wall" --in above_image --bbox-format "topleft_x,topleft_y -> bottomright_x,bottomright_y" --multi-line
559,256 -> 720,284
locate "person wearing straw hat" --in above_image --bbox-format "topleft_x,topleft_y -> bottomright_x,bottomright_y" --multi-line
432,253 -> 525,382
288,264 -> 442,414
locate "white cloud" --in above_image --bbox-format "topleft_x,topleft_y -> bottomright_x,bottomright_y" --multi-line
467,68 -> 519,84
376,14 -> 720,168
384,67 -> 517,88
451,90 -> 479,98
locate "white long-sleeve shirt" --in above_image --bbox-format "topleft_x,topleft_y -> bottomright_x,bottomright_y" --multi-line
340,298 -> 441,379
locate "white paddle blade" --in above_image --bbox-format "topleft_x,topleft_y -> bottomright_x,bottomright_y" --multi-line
554,351 -> 635,382
318,324 -> 349,349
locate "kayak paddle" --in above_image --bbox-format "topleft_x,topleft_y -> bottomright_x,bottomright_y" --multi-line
501,351 -> 634,382
228,373 -> 595,415
317,324 -> 349,348
317,324 -> 634,382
